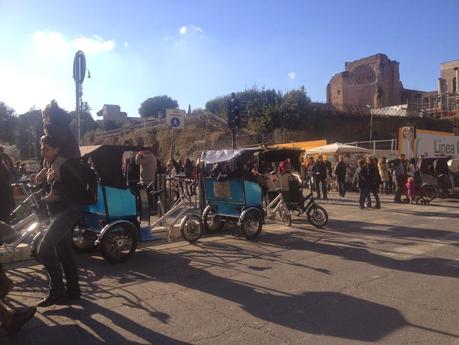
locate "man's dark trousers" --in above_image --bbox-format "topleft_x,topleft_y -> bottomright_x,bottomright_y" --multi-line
37,206 -> 80,295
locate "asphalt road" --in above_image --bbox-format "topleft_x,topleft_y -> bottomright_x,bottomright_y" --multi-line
2,192 -> 459,344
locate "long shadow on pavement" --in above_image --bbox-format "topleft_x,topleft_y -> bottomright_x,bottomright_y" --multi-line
258,227 -> 459,279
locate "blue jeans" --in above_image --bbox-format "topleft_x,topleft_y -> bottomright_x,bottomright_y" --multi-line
37,206 -> 80,294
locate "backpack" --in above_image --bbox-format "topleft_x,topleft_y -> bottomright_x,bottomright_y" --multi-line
80,158 -> 98,205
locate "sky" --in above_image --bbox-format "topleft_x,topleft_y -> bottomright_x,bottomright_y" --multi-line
0,0 -> 458,118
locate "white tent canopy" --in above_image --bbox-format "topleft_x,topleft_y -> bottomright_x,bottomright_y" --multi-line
305,142 -> 372,155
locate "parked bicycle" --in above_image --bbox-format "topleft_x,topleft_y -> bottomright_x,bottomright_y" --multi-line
264,173 -> 292,227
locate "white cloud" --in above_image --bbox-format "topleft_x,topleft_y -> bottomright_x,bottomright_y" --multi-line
72,35 -> 115,54
124,41 -> 129,48
179,25 -> 203,35
31,30 -> 116,57
32,31 -> 69,58
0,30 -> 119,114
288,72 -> 296,80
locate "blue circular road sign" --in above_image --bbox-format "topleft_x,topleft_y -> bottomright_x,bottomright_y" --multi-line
170,117 -> 181,128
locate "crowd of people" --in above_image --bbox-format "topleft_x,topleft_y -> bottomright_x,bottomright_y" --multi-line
302,152 -> 425,209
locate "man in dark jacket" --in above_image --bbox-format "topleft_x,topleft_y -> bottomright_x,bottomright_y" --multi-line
312,155 -> 328,199
366,156 -> 381,208
354,159 -> 370,209
36,135 -> 83,307
393,154 -> 407,203
334,155 -> 347,197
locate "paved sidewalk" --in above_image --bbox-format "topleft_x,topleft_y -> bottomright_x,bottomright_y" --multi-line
2,192 -> 459,344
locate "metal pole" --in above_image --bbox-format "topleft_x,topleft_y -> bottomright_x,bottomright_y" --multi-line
75,81 -> 81,146
170,127 -> 174,159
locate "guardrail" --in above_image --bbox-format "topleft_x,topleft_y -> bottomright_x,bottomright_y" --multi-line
344,139 -> 397,153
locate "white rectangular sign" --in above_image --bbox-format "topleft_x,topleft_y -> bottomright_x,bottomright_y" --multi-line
166,109 -> 185,129
400,128 -> 459,158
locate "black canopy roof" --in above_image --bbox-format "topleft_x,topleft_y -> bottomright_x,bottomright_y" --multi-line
80,145 -> 146,188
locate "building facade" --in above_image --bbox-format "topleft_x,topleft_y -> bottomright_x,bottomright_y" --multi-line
96,104 -> 128,123
327,54 -> 459,117
327,54 -> 403,110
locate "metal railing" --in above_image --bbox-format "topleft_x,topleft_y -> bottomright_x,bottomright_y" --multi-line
344,139 -> 397,153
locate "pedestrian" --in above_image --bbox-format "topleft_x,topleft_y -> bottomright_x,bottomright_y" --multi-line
325,158 -> 333,191
407,158 -> 417,178
406,177 -> 416,204
135,147 -> 157,185
124,151 -> 140,187
333,155 -> 347,197
184,158 -> 193,179
312,155 -> 328,200
40,101 -> 80,203
393,153 -> 407,203
354,159 -> 370,209
378,157 -> 390,193
136,147 -> 158,212
366,156 -> 381,209
166,159 -> 177,178
35,135 -> 83,307
305,156 -> 315,191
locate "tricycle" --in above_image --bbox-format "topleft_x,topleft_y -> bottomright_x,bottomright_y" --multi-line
73,145 -> 203,263
200,148 -> 264,239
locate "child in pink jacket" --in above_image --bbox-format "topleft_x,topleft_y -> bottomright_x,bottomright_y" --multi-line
405,177 -> 416,204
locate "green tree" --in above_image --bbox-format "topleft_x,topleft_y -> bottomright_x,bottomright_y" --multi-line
279,87 -> 311,129
101,119 -> 121,131
0,101 -> 17,144
16,109 -> 43,160
69,102 -> 98,136
138,95 -> 178,118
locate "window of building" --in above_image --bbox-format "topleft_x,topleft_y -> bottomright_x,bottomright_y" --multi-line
423,97 -> 429,108
453,77 -> 457,94
337,90 -> 341,95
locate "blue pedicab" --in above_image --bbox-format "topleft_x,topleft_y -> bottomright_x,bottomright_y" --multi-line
200,149 -> 264,240
74,145 -> 203,263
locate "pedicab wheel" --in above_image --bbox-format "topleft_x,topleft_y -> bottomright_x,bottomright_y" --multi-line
202,206 -> 225,233
180,214 -> 203,243
241,209 -> 262,240
72,225 -> 97,253
307,204 -> 328,228
279,207 -> 292,227
100,222 -> 138,264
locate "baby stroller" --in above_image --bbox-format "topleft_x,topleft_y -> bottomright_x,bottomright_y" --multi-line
412,180 -> 438,205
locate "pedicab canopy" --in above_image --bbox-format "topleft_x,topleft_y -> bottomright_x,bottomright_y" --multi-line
305,142 -> 371,155
200,148 -> 260,165
200,147 -> 303,170
80,145 -> 146,189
